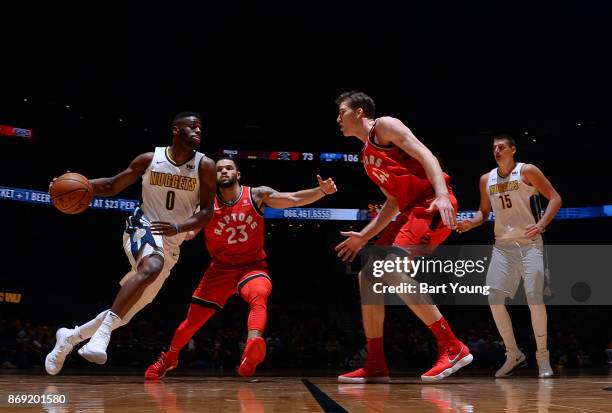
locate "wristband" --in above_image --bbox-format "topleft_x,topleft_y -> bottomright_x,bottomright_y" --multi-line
172,223 -> 180,235
320,188 -> 328,196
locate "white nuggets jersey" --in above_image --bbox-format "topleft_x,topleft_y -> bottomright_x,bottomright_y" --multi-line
487,162 -> 541,242
140,147 -> 204,248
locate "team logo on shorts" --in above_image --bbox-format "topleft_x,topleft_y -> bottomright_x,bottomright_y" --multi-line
134,228 -> 147,242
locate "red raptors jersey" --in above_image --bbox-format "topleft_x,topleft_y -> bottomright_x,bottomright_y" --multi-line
362,119 -> 451,211
205,186 -> 266,266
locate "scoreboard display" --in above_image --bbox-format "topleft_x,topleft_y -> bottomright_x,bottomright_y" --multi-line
216,150 -> 360,162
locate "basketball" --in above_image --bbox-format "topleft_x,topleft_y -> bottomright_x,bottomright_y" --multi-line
50,172 -> 94,214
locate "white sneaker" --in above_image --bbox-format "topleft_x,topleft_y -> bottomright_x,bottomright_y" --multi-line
536,349 -> 553,378
495,350 -> 527,377
78,329 -> 111,365
45,328 -> 78,375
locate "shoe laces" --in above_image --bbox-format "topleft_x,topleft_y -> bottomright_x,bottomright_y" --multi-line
52,337 -> 73,360
152,353 -> 171,371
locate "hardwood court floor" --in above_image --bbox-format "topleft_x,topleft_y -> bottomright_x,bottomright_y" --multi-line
1,372 -> 612,412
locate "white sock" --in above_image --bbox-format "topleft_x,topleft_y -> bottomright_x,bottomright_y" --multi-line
490,305 -> 519,354
96,311 -> 122,337
74,310 -> 109,342
529,304 -> 548,351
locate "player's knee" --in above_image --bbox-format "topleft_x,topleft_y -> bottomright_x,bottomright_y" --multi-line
252,284 -> 271,301
243,278 -> 271,299
488,289 -> 507,305
526,291 -> 544,305
246,289 -> 270,309
137,255 -> 165,284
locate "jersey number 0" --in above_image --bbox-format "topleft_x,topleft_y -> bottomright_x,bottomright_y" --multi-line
166,191 -> 175,210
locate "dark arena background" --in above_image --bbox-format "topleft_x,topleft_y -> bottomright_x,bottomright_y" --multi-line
1,2 -> 612,412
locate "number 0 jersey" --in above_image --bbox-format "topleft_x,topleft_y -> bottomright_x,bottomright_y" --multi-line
487,162 -> 542,242
205,186 -> 266,266
140,146 -> 204,249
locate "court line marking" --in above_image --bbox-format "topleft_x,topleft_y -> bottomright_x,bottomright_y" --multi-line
301,379 -> 348,413
548,403 -> 610,413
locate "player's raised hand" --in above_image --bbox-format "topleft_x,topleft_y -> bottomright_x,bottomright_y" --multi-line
335,231 -> 366,262
317,175 -> 337,195
150,221 -> 180,236
426,194 -> 457,229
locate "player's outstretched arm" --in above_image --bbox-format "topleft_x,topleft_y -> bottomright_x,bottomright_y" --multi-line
254,175 -> 337,209
375,117 -> 456,229
88,152 -> 154,197
335,188 -> 399,262
457,173 -> 492,234
522,164 -> 562,237
150,157 -> 216,236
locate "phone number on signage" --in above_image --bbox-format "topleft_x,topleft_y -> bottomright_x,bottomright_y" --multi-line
283,209 -> 332,219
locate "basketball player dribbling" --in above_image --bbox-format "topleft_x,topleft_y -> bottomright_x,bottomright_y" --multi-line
457,134 -> 562,377
45,112 -> 216,375
334,91 -> 473,383
144,157 -> 337,379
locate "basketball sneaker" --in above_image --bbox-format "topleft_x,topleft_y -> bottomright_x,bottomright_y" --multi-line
536,349 -> 553,378
421,340 -> 473,382
495,350 -> 527,377
145,351 -> 179,380
238,337 -> 266,377
338,360 -> 390,384
78,329 -> 111,364
45,327 -> 79,375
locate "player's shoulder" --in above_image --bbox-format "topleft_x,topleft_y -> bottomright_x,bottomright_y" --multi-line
375,116 -> 405,131
132,152 -> 155,168
199,155 -> 216,169
480,171 -> 491,183
252,185 -> 275,196
520,163 -> 539,173
138,151 -> 155,160
374,117 -> 410,142
520,163 -> 544,185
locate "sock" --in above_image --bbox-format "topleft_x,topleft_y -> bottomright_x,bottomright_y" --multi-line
490,305 -> 519,353
428,316 -> 459,343
529,304 -> 548,351
239,276 -> 272,333
169,304 -> 216,355
366,337 -> 385,364
74,310 -> 109,342
97,311 -> 122,336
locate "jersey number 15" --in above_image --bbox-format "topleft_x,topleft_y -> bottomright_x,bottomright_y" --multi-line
498,194 -> 512,209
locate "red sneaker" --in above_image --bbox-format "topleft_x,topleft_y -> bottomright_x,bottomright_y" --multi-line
421,341 -> 473,382
238,337 -> 266,377
338,361 -> 390,384
145,351 -> 178,380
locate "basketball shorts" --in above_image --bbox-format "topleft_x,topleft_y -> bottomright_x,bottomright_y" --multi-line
485,239 -> 544,300
375,193 -> 458,251
118,208 -> 180,323
191,261 -> 271,310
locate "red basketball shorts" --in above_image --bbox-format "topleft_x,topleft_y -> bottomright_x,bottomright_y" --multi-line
191,260 -> 271,310
376,193 -> 458,249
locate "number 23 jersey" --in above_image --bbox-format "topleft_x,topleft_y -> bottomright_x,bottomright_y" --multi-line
205,186 -> 266,266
